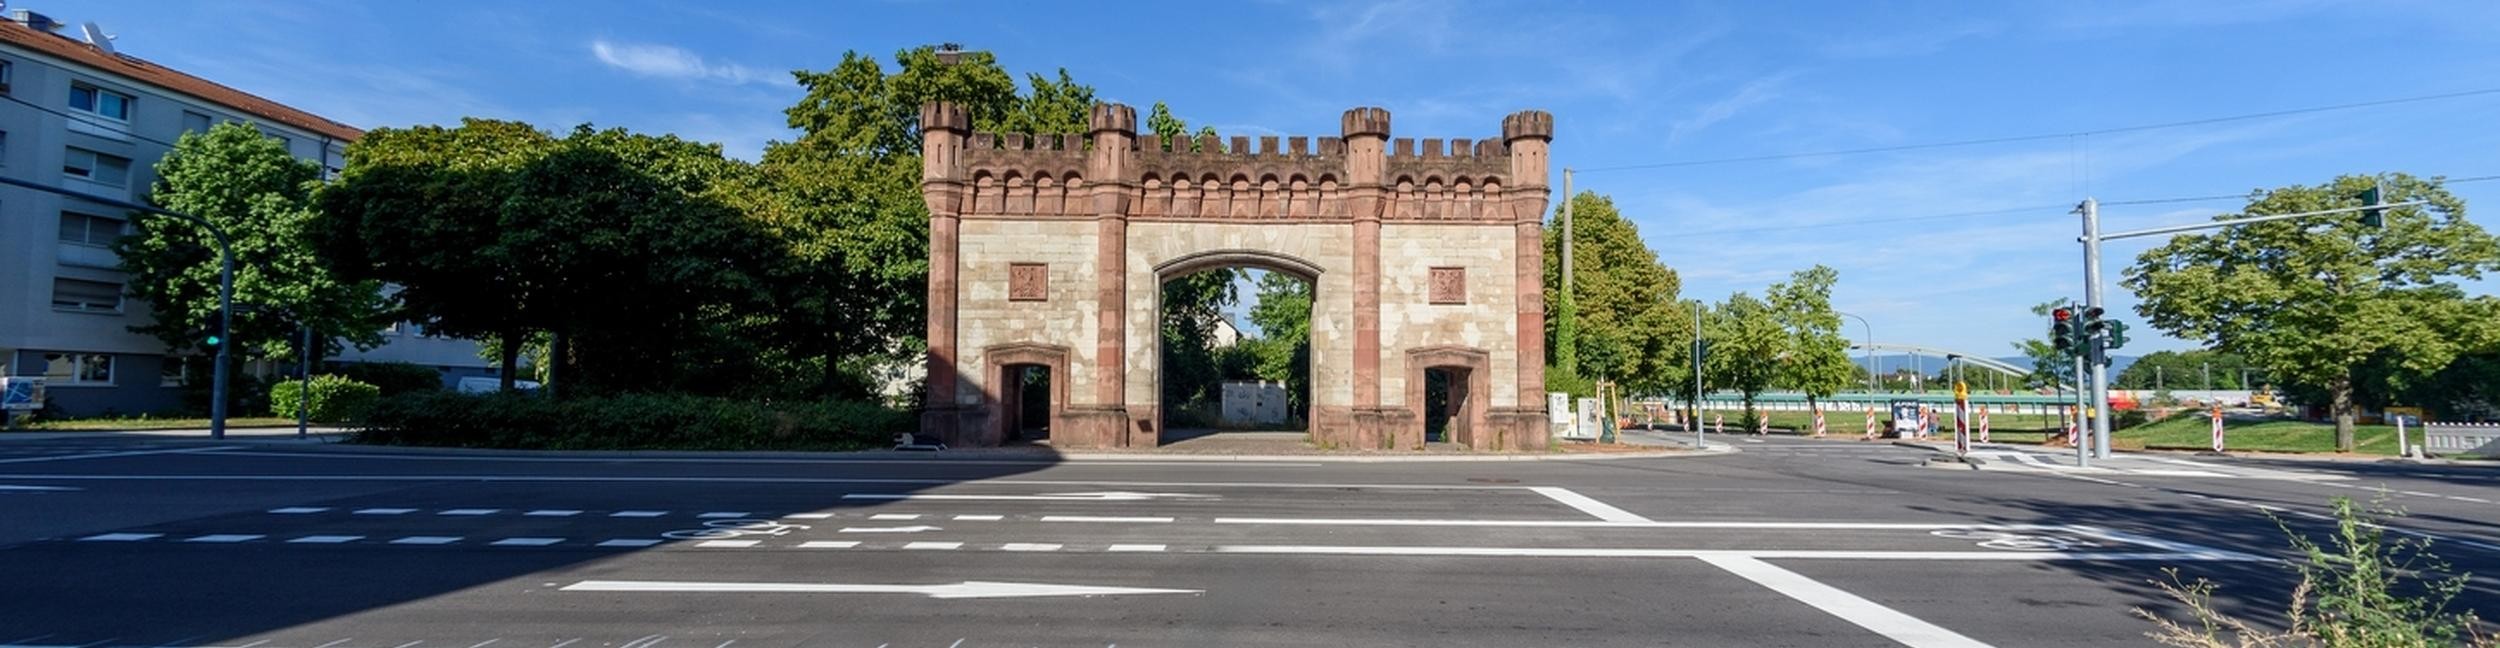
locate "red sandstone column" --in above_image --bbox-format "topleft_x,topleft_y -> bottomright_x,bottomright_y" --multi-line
1087,104 -> 1139,446
919,103 -> 972,443
1342,108 -> 1391,447
1503,111 -> 1554,413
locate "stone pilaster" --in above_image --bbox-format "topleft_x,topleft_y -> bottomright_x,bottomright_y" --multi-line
919,102 -> 972,444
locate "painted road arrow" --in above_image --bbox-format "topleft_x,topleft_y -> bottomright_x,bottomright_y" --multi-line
562,579 -> 1201,599
844,491 -> 1219,502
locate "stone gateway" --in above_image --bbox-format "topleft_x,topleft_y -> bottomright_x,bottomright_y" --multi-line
918,101 -> 1553,451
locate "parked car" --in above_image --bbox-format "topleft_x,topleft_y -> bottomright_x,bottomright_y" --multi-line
456,377 -> 542,394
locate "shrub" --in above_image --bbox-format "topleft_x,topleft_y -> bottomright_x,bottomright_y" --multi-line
353,391 -> 912,451
328,362 -> 445,396
2136,496 -> 2493,647
268,375 -> 383,423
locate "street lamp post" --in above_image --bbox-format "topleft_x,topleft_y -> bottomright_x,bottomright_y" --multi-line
1835,311 -> 1876,393
0,176 -> 237,439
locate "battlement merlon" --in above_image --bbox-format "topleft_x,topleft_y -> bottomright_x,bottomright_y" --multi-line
920,101 -> 974,210
1502,110 -> 1553,190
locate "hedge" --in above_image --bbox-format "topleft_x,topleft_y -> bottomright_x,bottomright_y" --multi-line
329,362 -> 446,396
352,391 -> 912,451
268,375 -> 383,423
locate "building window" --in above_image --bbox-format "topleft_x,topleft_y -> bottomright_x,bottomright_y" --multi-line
1,60 -> 12,93
69,83 -> 133,121
51,277 -> 123,313
42,352 -> 114,385
56,212 -> 124,247
160,358 -> 189,387
182,111 -> 212,134
64,147 -> 132,186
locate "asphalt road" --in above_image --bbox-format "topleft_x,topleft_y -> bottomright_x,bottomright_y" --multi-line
2,432 -> 2495,647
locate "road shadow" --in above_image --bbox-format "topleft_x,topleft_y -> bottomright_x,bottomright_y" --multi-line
0,441 -> 1067,642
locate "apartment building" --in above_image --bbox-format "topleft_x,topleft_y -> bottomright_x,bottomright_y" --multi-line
0,10 -> 490,416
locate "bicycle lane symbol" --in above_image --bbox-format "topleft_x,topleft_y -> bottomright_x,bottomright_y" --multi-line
1928,528 -> 2101,551
661,519 -> 814,540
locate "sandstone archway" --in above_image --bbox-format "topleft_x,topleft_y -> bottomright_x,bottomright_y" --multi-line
917,102 -> 1554,450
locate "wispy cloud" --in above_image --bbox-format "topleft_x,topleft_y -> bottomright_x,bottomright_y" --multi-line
1668,72 -> 1798,143
588,39 -> 786,87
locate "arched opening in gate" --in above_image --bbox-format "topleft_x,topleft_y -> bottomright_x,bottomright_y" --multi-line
1153,250 -> 1321,445
1408,345 -> 1492,449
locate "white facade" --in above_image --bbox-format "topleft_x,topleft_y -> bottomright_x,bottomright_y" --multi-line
0,13 -> 488,415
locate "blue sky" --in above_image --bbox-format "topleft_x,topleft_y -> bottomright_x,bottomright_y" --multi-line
64,0 -> 2500,358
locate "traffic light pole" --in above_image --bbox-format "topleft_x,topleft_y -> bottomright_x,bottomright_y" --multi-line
2078,190 -> 2427,460
0,176 -> 236,440
2077,198 -> 2114,459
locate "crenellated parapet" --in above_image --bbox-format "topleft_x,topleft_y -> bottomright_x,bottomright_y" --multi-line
922,101 -> 1547,223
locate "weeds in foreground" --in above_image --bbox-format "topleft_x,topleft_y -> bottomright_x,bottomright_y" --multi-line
2136,496 -> 2492,647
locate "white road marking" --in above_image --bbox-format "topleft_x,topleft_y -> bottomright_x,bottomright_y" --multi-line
1527,486 -> 1653,523
79,533 -> 161,541
785,513 -> 836,519
524,510 -> 582,517
838,525 -> 942,533
354,508 -> 417,515
952,514 -> 1005,521
562,579 -> 1201,599
1702,555 -> 1994,648
268,507 -> 329,514
0,446 -> 239,464
391,536 -> 462,545
0,473 -> 1520,491
1209,545 -> 2264,562
546,640 -> 579,648
311,639 -> 354,648
391,641 -> 424,648
698,512 -> 749,518
2401,491 -> 2440,498
1210,518 -> 2082,530
0,484 -> 79,492
491,537 -> 564,546
1106,544 -> 1167,552
288,535 -> 364,544
185,534 -> 263,543
466,640 -> 498,648
439,508 -> 500,515
869,513 -> 922,520
904,541 -> 964,550
610,510 -> 667,517
1001,543 -> 1063,552
797,541 -> 861,549
1040,515 -> 1173,523
698,540 -> 761,548
598,539 -> 664,548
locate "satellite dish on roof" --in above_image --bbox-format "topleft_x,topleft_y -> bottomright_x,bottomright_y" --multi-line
81,21 -> 115,55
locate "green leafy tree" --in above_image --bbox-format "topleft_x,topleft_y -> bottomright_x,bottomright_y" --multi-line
1706,292 -> 1787,425
1543,191 -> 1691,398
2124,173 -> 2500,450
1160,269 -> 1241,418
120,122 -> 395,375
314,118 -> 556,390
1244,271 -> 1314,416
1767,266 -> 1856,410
995,69 -> 1095,135
2113,349 -> 2252,390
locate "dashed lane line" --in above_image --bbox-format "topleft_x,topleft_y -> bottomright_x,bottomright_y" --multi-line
0,446 -> 241,465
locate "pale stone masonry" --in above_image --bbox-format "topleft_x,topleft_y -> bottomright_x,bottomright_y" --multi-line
920,101 -> 1553,450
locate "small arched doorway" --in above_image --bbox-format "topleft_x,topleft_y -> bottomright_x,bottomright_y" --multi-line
982,343 -> 1069,447
1406,345 -> 1492,449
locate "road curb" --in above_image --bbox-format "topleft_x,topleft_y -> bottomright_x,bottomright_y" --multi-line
157,437 -> 1729,463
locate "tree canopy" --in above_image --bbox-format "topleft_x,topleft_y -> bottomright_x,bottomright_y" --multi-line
1767,265 -> 1857,402
1543,191 -> 1690,397
2123,173 -> 2500,448
121,122 -> 393,365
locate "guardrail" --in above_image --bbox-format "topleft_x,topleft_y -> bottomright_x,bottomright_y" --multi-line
2424,422 -> 2500,459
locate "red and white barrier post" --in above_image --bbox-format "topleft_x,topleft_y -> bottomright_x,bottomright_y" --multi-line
2064,406 -> 2080,446
1977,405 -> 1992,443
2210,405 -> 2225,453
1952,383 -> 1971,456
1864,407 -> 1878,440
1812,404 -> 1827,437
1713,412 -> 1723,435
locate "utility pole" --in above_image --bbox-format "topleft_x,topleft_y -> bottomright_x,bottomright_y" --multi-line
1560,168 -> 1575,296
2155,365 -> 2164,392
2071,353 -> 2091,468
297,326 -> 312,438
2202,363 -> 2211,391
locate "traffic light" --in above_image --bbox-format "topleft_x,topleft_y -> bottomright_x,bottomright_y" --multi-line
200,308 -> 225,349
2359,183 -> 2386,228
2081,306 -> 2108,339
2106,320 -> 2131,350
2050,307 -> 2078,357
